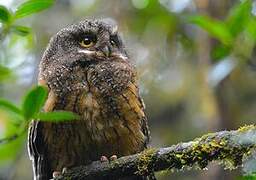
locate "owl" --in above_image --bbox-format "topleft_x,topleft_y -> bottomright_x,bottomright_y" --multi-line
28,19 -> 154,180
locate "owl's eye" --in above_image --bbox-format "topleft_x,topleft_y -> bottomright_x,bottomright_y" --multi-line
110,39 -> 116,46
80,34 -> 97,48
110,36 -> 119,47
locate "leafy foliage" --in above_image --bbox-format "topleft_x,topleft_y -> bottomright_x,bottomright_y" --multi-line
35,111 -> 80,122
10,25 -> 31,36
226,0 -> 252,37
243,174 -> 256,180
14,0 -> 54,19
0,5 -> 11,23
0,65 -> 12,82
0,85 -> 79,145
0,0 -> 54,38
22,86 -> 48,120
189,0 -> 255,61
0,0 -> 77,164
188,15 -> 233,45
0,99 -> 22,115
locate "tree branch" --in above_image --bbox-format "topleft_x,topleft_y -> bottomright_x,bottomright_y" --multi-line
55,125 -> 256,180
0,134 -> 19,144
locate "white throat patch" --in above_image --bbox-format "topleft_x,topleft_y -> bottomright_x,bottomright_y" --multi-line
78,49 -> 95,55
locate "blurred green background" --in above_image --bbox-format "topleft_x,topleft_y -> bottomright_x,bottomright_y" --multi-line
0,0 -> 256,179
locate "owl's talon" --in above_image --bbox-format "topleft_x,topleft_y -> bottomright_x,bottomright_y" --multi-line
62,167 -> 68,174
110,155 -> 117,161
100,155 -> 109,162
52,171 -> 61,178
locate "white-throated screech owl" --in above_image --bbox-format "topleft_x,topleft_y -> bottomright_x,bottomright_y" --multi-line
28,19 -> 155,180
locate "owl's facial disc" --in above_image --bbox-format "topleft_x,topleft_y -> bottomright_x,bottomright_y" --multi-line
77,31 -> 127,61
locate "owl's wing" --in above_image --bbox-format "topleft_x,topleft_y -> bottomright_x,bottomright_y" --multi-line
28,120 -> 51,180
125,82 -> 151,149
123,83 -> 156,180
28,81 -> 55,180
139,102 -> 150,148
137,94 -> 150,148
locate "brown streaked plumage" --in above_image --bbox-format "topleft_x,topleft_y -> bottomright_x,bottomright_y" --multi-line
28,19 -> 154,180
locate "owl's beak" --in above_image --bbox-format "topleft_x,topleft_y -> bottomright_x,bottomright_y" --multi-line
101,46 -> 111,57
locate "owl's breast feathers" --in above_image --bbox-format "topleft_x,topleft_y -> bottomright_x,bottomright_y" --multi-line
31,60 -> 150,171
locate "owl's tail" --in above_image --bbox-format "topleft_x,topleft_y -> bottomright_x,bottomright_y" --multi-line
32,156 -> 51,180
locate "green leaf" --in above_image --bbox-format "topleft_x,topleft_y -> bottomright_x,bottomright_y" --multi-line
0,121 -> 26,163
246,17 -> 256,39
0,109 -> 27,163
0,65 -> 12,81
14,0 -> 54,19
242,173 -> 256,180
211,44 -> 232,61
0,99 -> 22,115
11,25 -> 31,36
188,15 -> 233,45
226,0 -> 252,37
22,86 -> 48,120
0,5 -> 11,23
35,111 -> 80,122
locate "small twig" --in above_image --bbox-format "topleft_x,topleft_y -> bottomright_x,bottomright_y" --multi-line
0,128 -> 26,145
55,125 -> 256,180
0,134 -> 19,144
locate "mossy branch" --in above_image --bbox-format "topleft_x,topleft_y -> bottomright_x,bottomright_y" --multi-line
55,125 -> 256,180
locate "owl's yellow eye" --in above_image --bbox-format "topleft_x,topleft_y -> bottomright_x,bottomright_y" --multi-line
110,35 -> 118,47
80,35 -> 96,48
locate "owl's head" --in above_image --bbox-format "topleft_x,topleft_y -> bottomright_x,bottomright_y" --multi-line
41,19 -> 128,69
39,19 -> 135,95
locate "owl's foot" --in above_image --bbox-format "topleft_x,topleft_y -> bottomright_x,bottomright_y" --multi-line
62,167 -> 68,174
100,155 -> 109,162
52,167 -> 68,179
110,155 -> 117,161
100,155 -> 118,162
52,171 -> 61,178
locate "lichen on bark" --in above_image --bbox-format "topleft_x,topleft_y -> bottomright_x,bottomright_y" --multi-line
55,125 -> 256,180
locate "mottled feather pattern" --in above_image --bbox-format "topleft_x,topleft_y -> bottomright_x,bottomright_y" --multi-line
28,19 -> 154,180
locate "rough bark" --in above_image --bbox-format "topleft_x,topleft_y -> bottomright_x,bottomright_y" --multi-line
55,125 -> 256,180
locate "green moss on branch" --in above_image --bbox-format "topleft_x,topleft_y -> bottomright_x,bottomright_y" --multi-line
55,125 -> 256,180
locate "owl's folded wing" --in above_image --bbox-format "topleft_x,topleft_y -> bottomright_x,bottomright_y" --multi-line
28,80 -> 55,180
122,82 -> 151,149
28,120 -> 51,180
119,82 -> 155,179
